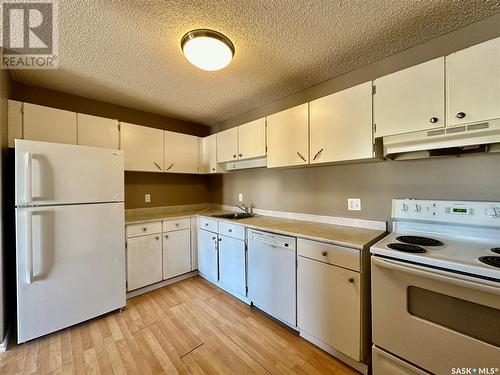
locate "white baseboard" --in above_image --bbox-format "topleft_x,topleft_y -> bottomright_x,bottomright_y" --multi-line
126,270 -> 199,298
299,330 -> 368,375
0,326 -> 10,352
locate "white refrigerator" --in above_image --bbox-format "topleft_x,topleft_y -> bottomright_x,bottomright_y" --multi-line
15,139 -> 126,343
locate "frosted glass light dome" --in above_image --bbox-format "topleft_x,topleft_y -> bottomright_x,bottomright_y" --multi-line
181,29 -> 235,71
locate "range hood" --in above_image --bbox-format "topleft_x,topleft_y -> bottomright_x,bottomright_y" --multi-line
383,118 -> 500,160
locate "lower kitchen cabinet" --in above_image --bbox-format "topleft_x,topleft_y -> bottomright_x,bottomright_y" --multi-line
197,228 -> 219,284
162,228 -> 191,280
218,234 -> 246,298
297,255 -> 361,361
126,234 -> 163,291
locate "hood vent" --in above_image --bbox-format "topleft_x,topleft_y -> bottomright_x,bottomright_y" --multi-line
383,119 -> 500,160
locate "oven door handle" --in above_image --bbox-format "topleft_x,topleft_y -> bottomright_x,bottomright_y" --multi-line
373,257 -> 500,296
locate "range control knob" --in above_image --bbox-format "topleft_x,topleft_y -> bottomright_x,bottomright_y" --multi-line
401,203 -> 409,212
413,204 -> 422,212
484,206 -> 500,218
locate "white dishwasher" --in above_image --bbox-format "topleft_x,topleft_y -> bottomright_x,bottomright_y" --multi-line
247,229 -> 297,328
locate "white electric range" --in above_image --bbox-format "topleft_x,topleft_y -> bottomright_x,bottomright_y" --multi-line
370,199 -> 500,375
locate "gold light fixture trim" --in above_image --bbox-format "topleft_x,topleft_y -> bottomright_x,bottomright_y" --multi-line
181,29 -> 235,71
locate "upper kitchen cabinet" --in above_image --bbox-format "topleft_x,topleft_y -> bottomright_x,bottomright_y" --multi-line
7,100 -> 22,147
216,127 -> 238,163
120,122 -> 164,172
237,118 -> 266,160
373,57 -> 445,138
201,134 -> 224,174
77,113 -> 119,149
164,131 -> 200,173
23,103 -> 78,145
310,81 -> 373,164
446,37 -> 500,127
267,103 -> 309,168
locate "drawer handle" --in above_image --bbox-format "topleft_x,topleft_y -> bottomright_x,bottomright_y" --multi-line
218,238 -> 222,241
228,229 -> 232,232
142,227 -> 147,232
205,223 -> 209,226
456,112 -> 466,119
348,278 -> 354,283
321,251 -> 327,256
212,236 -> 216,240
175,223 -> 179,227
165,235 -> 169,239
155,236 -> 159,241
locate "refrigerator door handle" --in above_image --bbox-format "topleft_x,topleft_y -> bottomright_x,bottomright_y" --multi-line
25,211 -> 33,284
24,153 -> 33,204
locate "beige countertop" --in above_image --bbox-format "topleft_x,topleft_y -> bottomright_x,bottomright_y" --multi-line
125,208 -> 386,250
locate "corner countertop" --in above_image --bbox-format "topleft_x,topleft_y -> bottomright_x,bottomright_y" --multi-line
125,207 -> 387,250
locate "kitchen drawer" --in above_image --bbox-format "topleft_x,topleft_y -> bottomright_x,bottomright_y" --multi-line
218,221 -> 245,240
126,221 -> 162,238
163,217 -> 191,232
297,238 -> 360,271
198,217 -> 218,233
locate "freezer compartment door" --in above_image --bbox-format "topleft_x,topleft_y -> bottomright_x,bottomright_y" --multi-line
16,203 -> 125,343
15,139 -> 124,206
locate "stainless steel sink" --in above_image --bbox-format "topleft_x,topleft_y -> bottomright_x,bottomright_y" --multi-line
211,212 -> 255,220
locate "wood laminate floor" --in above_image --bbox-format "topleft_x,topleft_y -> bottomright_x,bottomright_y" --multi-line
0,276 -> 359,375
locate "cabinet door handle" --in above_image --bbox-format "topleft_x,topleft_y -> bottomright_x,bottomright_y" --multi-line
297,152 -> 306,162
153,162 -> 162,170
212,168 -> 215,171
239,153 -> 243,157
175,223 -> 179,227
218,238 -> 222,241
233,154 -> 237,158
321,250 -> 327,256
155,236 -> 160,241
205,223 -> 209,227
142,227 -> 147,232
348,277 -> 354,283
164,235 -> 169,239
456,112 -> 466,119
166,163 -> 174,171
228,229 -> 232,232
429,117 -> 438,124
312,148 -> 324,161
212,236 -> 216,240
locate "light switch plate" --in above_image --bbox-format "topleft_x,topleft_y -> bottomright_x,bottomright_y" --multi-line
348,198 -> 361,211
145,193 -> 151,203
238,193 -> 243,202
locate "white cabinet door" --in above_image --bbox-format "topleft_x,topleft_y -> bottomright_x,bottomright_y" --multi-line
310,81 -> 373,164
197,229 -> 218,284
267,103 -> 309,168
120,122 -> 164,172
373,57 -> 445,138
126,234 -> 162,291
447,37 -> 500,126
23,103 -> 77,145
238,118 -> 266,160
202,134 -> 224,174
162,229 -> 191,279
8,100 -> 23,147
218,235 -> 246,297
216,127 -> 238,163
297,256 -> 360,361
77,113 -> 119,149
164,131 -> 200,173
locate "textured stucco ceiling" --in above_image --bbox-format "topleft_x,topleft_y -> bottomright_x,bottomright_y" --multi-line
11,1 -> 500,125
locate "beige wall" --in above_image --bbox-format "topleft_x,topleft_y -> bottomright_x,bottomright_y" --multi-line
125,172 -> 212,209
10,82 -> 213,209
210,14 -> 500,224
210,153 -> 500,224
0,69 -> 10,344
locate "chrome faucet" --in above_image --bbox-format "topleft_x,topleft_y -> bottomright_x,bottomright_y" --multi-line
236,202 -> 254,214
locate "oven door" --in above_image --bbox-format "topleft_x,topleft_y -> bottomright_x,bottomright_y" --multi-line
372,256 -> 500,374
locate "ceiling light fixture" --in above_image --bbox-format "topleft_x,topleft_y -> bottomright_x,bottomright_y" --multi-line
181,29 -> 235,71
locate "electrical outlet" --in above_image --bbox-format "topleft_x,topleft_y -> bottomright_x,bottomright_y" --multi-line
238,193 -> 243,202
348,198 -> 361,211
145,193 -> 151,203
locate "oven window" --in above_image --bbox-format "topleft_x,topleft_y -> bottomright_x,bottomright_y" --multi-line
407,286 -> 500,347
